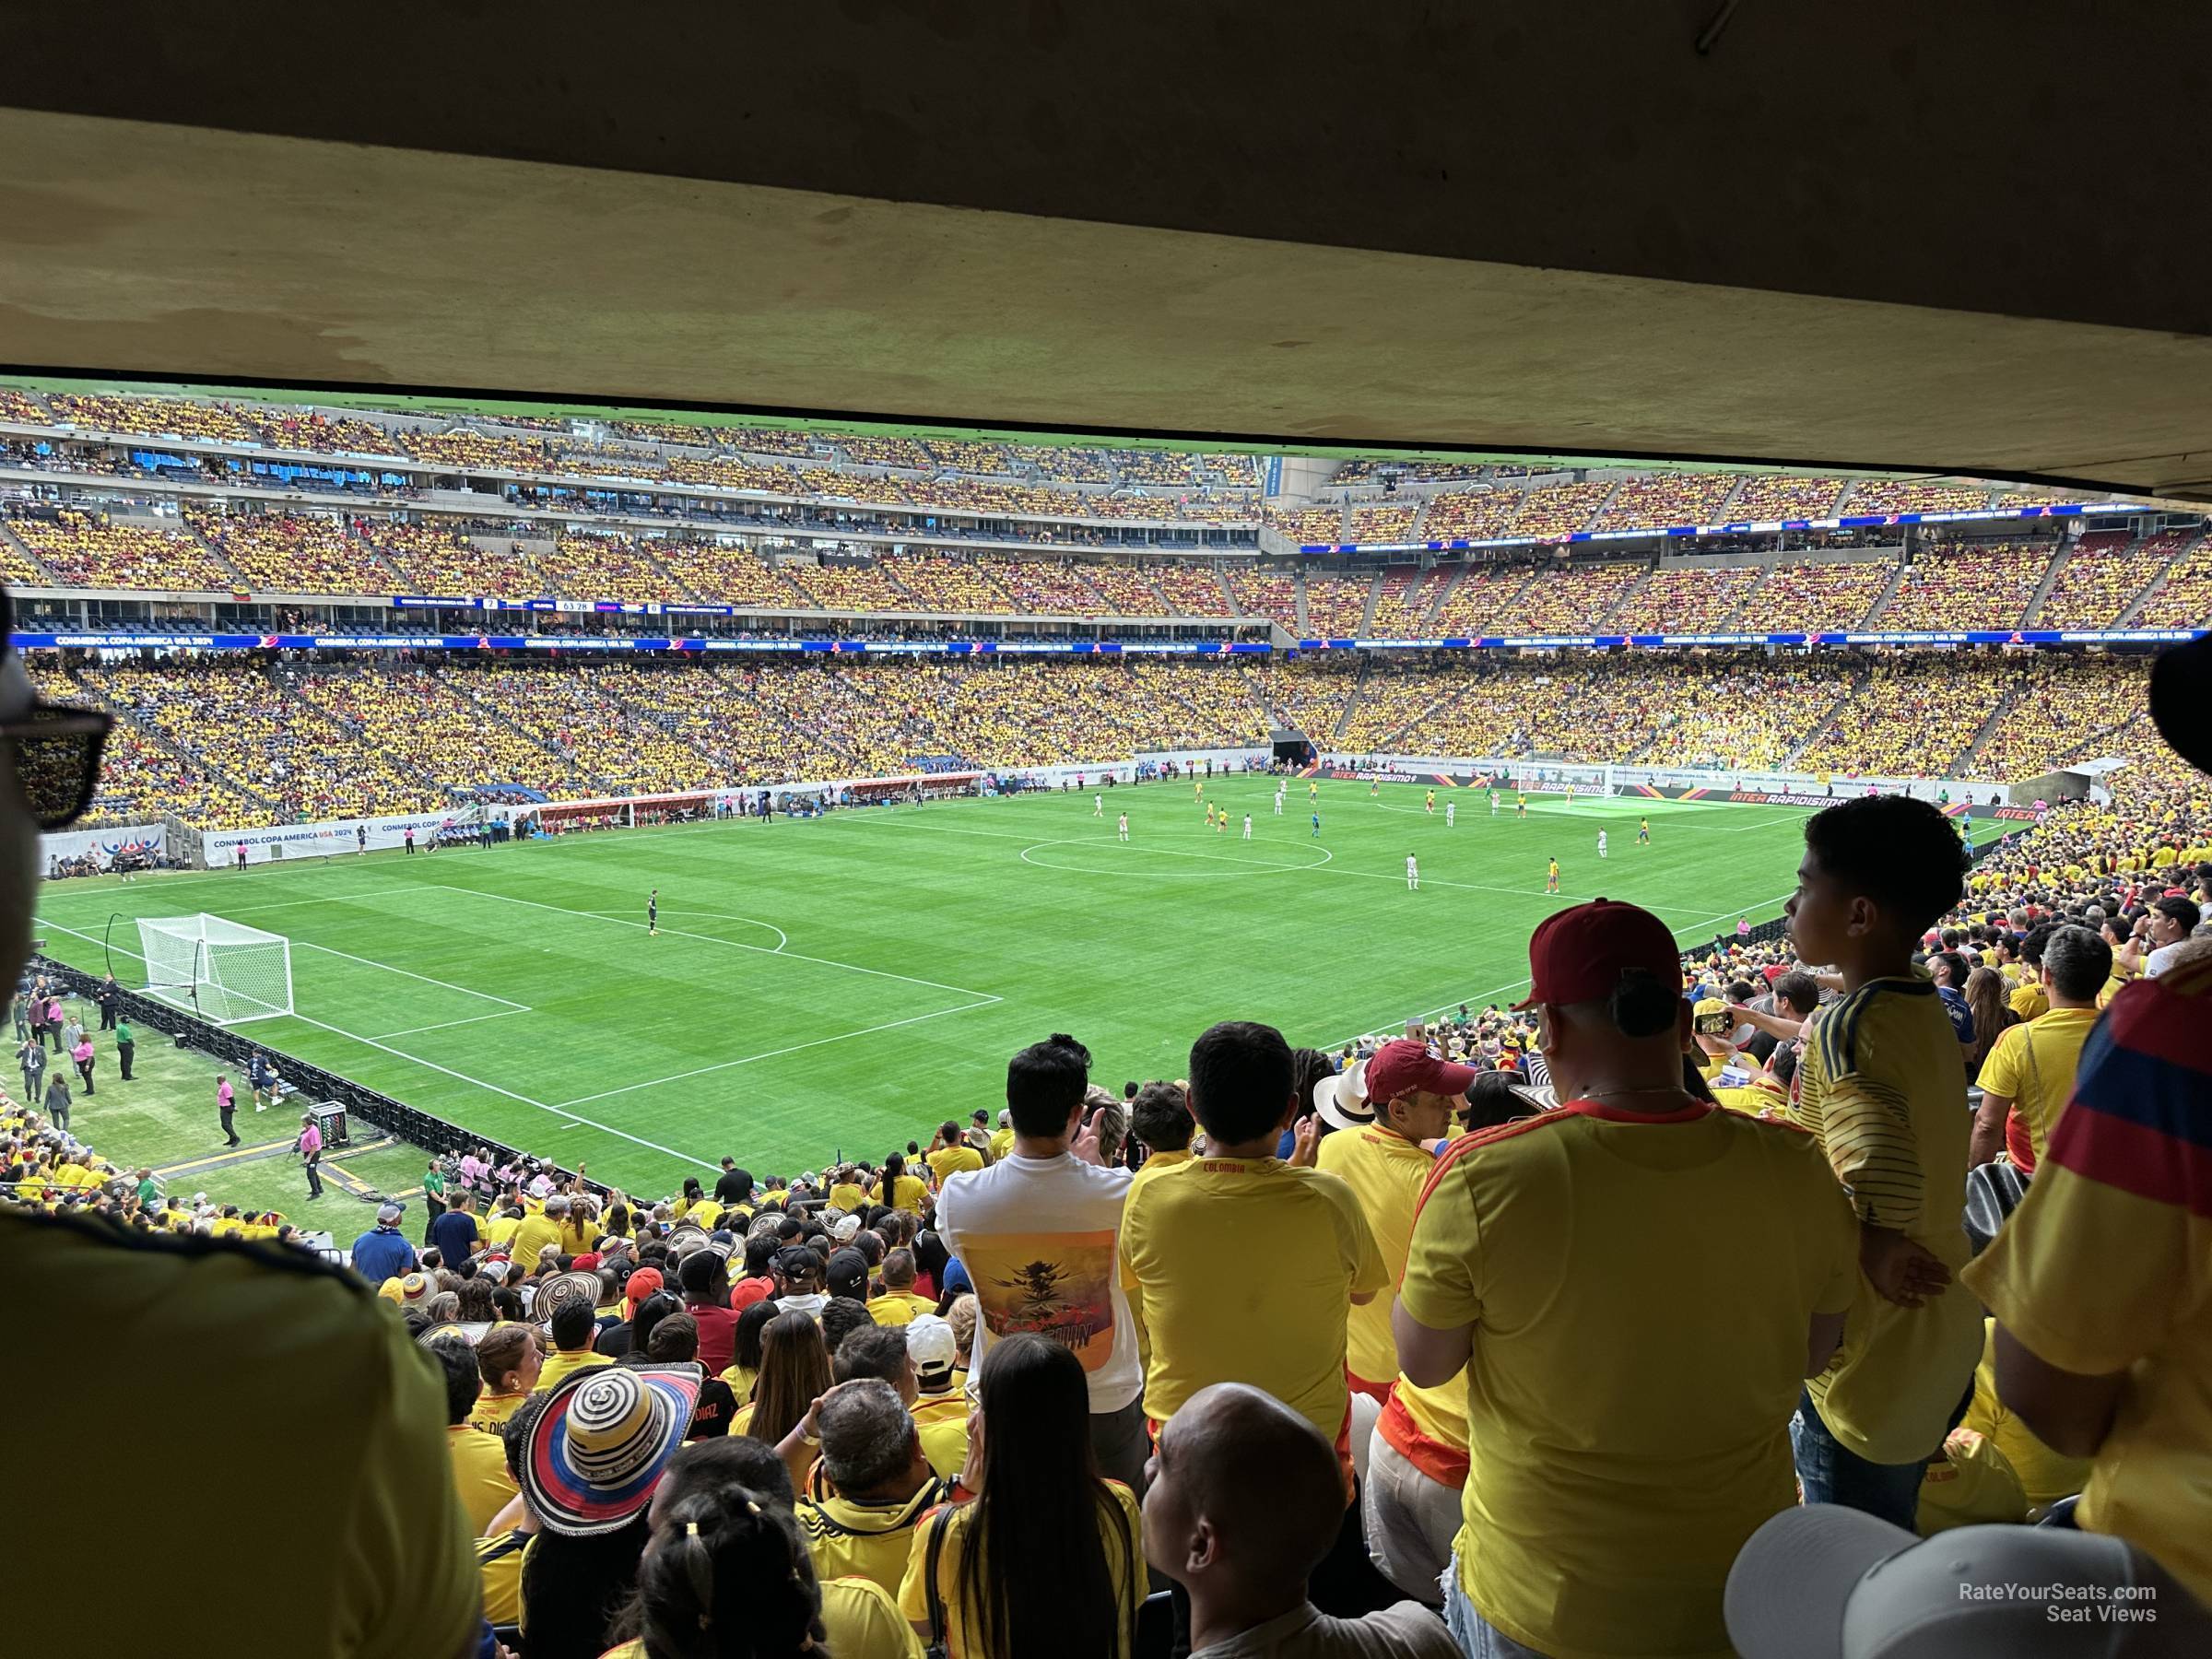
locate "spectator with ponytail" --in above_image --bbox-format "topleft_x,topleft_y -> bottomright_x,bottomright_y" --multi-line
1395,899 -> 1863,1659
606,1435 -> 921,1659
898,1333 -> 1143,1658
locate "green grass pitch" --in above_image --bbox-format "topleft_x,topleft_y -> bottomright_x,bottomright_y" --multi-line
31,780 -> 1815,1195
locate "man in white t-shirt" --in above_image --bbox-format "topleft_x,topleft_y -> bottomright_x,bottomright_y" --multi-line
933,1031 -> 1146,1492
1406,854 -> 1418,891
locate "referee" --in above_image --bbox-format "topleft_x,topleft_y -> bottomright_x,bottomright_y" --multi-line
648,888 -> 659,936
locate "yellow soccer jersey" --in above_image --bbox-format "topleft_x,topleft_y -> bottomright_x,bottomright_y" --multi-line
1796,975 -> 1982,1465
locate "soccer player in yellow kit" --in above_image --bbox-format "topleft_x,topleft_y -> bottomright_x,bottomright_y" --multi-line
1546,857 -> 1560,894
1426,790 -> 1437,816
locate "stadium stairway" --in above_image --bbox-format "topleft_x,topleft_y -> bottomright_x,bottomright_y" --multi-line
1420,563 -> 1471,629
0,520 -> 55,585
1958,680 -> 2029,775
2019,541 -> 2078,626
2117,529 -> 2208,625
1861,559 -> 1912,627
1355,567 -> 1384,635
180,515 -> 253,589
1326,655 -> 1375,741
1782,666 -> 1874,770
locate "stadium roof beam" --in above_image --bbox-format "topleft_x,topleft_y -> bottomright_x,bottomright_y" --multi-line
3,4 -> 2211,497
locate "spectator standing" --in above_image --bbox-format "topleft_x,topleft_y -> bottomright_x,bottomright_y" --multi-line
712,1156 -> 754,1209
925,1119 -> 984,1185
539,1294 -> 618,1393
1147,1382 -> 1459,1659
1962,639 -> 2212,1610
935,1032 -> 1147,1492
42,1071 -> 69,1132
1120,1020 -> 1389,1627
1313,1041 -> 1469,1402
741,1308 -> 833,1445
70,1033 -> 95,1096
899,1335 -> 1145,1659
1125,1079 -> 1195,1202
113,1015 -> 134,1081
216,1073 -> 237,1147
297,1112 -> 324,1201
428,1187 -> 478,1264
349,1200 -> 415,1284
677,1246 -> 743,1373
18,1030 -> 44,1108
511,1192 -> 565,1265
1969,924 -> 2111,1171
1396,899 -> 1860,1657
1783,795 -> 1983,1525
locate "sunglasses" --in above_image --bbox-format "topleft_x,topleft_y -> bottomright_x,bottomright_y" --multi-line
0,702 -> 113,831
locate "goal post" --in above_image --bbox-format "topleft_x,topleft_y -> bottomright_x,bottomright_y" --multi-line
135,914 -> 295,1025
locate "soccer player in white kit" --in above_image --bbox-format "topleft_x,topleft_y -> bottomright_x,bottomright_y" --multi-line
1406,853 -> 1419,890
1445,801 -> 1455,829
1094,793 -> 1103,817
1242,814 -> 1252,840
1274,786 -> 1285,815
1597,829 -> 1608,859
1117,811 -> 1129,841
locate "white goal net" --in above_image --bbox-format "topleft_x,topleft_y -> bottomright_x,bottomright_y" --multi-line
136,914 -> 295,1025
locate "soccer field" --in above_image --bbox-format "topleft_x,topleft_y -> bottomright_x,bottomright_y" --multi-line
31,780 -> 1814,1194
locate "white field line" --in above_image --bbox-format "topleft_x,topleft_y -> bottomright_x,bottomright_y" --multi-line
427,885 -> 999,1002
367,1008 -> 532,1041
32,914 -> 713,1171
549,997 -> 1004,1111
837,812 -> 1722,918
582,909 -> 788,950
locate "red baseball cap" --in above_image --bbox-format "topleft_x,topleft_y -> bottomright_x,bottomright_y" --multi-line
1513,899 -> 1683,1009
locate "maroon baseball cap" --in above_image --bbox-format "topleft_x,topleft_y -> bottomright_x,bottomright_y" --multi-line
1512,899 -> 1683,1009
1361,1040 -> 1477,1111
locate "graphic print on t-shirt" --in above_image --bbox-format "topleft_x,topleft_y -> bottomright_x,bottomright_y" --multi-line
962,1230 -> 1119,1371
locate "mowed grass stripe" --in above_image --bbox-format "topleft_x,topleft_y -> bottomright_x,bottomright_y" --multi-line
34,780 -> 1813,1191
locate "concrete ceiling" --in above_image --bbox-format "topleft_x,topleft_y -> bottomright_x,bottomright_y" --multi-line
4,3 -> 2210,493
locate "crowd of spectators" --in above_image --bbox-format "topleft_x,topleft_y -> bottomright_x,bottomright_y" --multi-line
371,521 -> 547,598
1224,569 -> 1301,629
1243,654 -> 1362,741
1078,561 -> 1172,615
2136,531 -> 2212,627
1345,504 -> 1420,544
1750,557 -> 1897,631
1795,655 -> 1992,778
1302,571 -> 1375,636
2036,530 -> 2190,629
1608,561 -> 1765,632
13,550 -> 2212,1657
1420,488 -> 1524,542
874,555 -> 1021,615
1511,559 -> 1648,633
1264,505 -> 1347,544
6,508 -> 240,591
1882,540 -> 2058,631
1965,655 -> 2149,783
1367,567 -> 1453,637
1841,478 -> 1996,516
632,537 -> 810,609
1590,471 -> 1735,532
1726,475 -> 1849,522
1426,562 -> 1539,635
1147,561 -> 1233,616
537,535 -> 691,606
185,508 -> 398,595
1505,479 -> 1615,540
77,660 -> 436,823
289,665 -> 582,799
